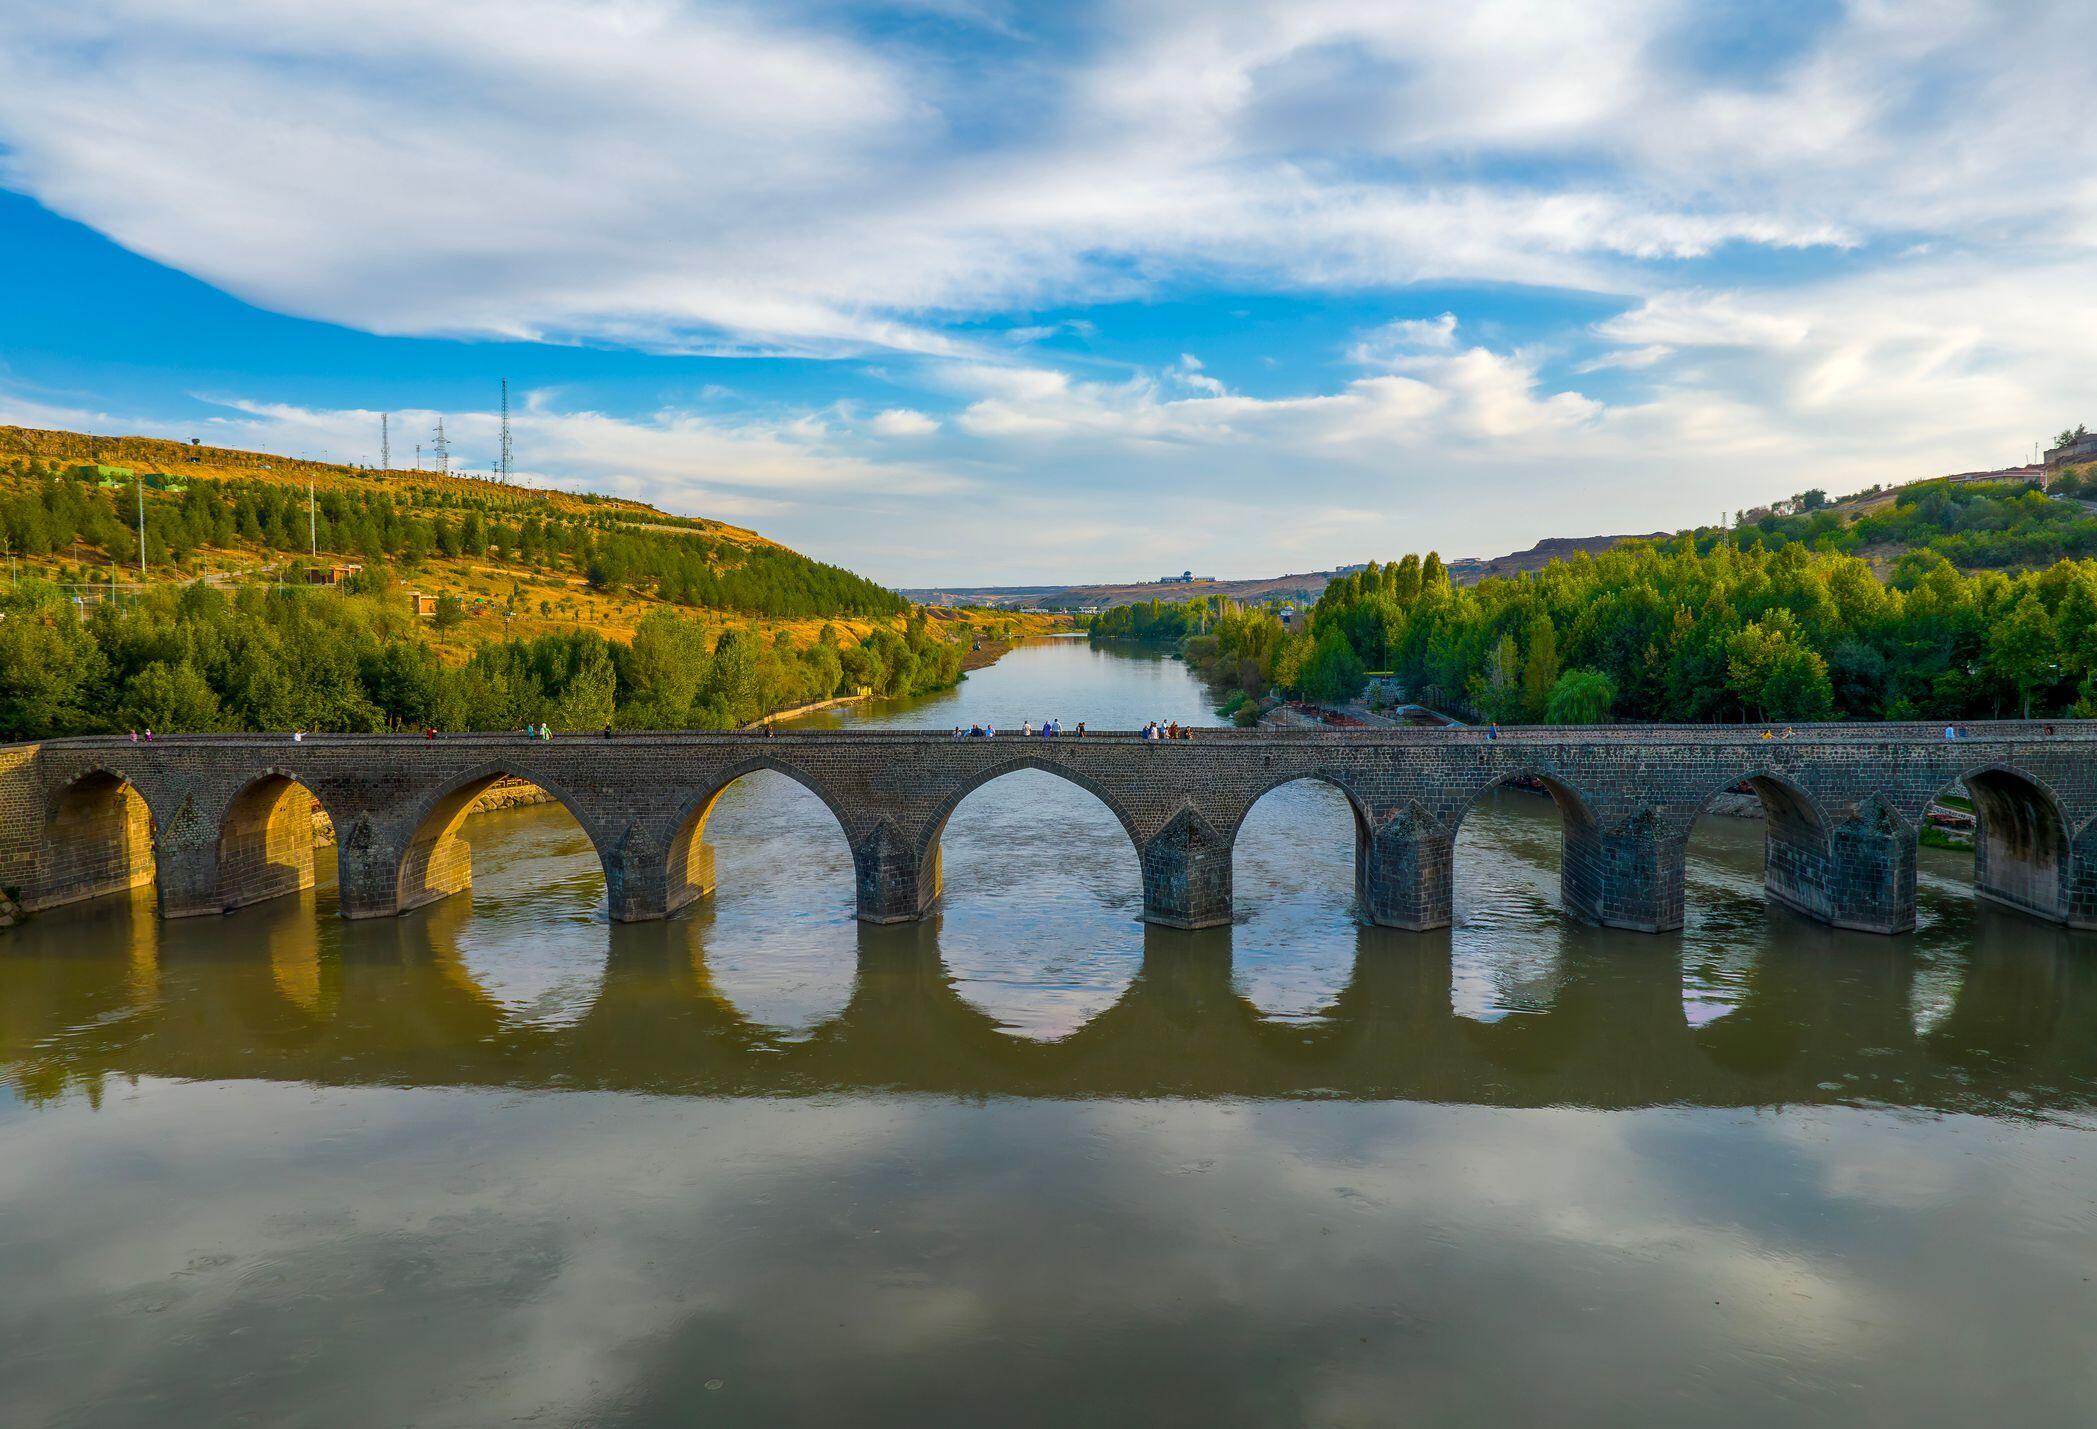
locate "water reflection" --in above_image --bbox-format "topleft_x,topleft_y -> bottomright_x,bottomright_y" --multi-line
8,869 -> 2097,1116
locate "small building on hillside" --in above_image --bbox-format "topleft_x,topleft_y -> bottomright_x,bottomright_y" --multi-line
2046,430 -> 2097,469
408,592 -> 439,618
306,562 -> 364,586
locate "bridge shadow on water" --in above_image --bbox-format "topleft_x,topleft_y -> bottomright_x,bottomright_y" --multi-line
7,875 -> 2097,1117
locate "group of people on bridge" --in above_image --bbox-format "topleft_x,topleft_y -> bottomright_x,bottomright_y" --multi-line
953,719 -> 1087,738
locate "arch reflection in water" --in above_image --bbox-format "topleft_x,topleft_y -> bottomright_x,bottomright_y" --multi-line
7,904 -> 2097,1114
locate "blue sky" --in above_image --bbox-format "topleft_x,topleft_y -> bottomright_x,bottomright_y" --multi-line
1,1 -> 2090,584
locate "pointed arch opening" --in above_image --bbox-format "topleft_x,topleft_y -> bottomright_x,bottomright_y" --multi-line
665,759 -> 856,919
218,772 -> 340,913
1451,771 -> 1596,923
30,770 -> 156,913
1928,765 -> 2071,923
1681,771 -> 1834,930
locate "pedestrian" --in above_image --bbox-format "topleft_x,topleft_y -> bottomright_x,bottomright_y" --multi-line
293,729 -> 305,744
1022,719 -> 1033,736
425,727 -> 436,740
540,722 -> 552,741
602,724 -> 612,739
143,728 -> 154,743
764,723 -> 775,739
953,725 -> 965,737
1487,722 -> 1498,742
128,729 -> 138,744
1943,723 -> 1956,741
2045,723 -> 2057,736
1076,722 -> 1086,738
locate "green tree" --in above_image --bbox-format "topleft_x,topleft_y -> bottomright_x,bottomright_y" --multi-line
1545,668 -> 1615,724
1989,595 -> 2058,718
122,660 -> 221,731
1519,615 -> 1559,721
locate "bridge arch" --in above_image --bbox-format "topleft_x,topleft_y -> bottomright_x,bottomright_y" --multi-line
1937,761 -> 2072,922
215,768 -> 344,913
916,755 -> 1147,940
393,763 -> 614,918
662,756 -> 857,916
1680,769 -> 1836,923
1451,769 -> 1623,926
30,766 -> 159,912
1229,771 -> 1373,927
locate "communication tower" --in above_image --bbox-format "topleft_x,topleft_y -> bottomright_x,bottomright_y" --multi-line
381,413 -> 391,470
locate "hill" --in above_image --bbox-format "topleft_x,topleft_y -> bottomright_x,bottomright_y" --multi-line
0,425 -> 1062,738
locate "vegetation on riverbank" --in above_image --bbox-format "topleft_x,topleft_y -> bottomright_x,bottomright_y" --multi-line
1106,533 -> 2097,724
0,576 -> 971,738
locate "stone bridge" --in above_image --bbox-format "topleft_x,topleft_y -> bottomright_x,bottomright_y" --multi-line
3,723 -> 2096,935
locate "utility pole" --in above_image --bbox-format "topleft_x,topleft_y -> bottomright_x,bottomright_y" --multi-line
135,475 -> 146,579
309,480 -> 318,556
415,442 -> 423,470
381,413 -> 391,471
500,379 -> 513,483
432,419 -> 450,476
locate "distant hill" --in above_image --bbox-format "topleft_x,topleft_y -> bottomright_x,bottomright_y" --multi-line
910,458 -> 2085,611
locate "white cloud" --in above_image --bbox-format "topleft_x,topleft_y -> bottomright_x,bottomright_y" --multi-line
869,408 -> 941,438
11,0 -> 2088,352
1349,313 -> 1460,365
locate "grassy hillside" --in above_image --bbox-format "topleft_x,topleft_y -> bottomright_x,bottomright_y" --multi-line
0,425 -> 1062,737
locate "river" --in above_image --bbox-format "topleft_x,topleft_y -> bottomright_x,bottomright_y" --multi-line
2,638 -> 2094,1425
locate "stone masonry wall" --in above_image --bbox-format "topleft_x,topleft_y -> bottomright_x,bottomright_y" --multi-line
5,724 -> 2096,935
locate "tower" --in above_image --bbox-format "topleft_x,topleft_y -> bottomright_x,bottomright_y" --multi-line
500,379 -> 513,483
381,413 -> 391,471
432,419 -> 450,476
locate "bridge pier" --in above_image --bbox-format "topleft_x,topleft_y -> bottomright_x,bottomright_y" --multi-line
855,822 -> 940,923
1140,809 -> 1233,929
153,842 -> 225,919
1356,812 -> 1453,930
1816,801 -> 1917,934
1562,811 -> 1684,934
